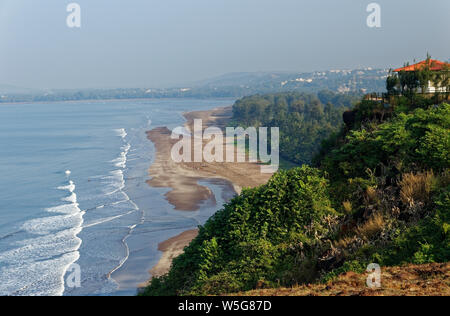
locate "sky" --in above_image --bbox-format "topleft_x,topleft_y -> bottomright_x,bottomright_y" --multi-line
0,0 -> 449,90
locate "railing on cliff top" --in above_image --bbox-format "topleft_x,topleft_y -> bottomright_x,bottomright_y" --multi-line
364,91 -> 450,106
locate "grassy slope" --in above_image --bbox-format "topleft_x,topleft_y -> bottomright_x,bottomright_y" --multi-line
142,98 -> 449,296
235,262 -> 450,296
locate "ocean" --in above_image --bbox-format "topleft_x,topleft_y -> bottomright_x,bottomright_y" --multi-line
0,98 -> 234,296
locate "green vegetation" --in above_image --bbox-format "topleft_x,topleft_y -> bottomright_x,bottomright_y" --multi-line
319,103 -> 450,180
142,82 -> 449,296
141,166 -> 338,295
230,91 -> 358,165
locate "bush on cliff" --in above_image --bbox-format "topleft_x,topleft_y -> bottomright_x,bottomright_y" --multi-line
142,101 -> 450,296
141,166 -> 337,295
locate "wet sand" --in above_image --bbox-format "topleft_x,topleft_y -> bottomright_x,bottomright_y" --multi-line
146,106 -> 272,211
149,229 -> 199,278
143,106 -> 273,284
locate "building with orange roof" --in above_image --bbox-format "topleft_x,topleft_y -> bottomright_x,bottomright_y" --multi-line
393,59 -> 449,93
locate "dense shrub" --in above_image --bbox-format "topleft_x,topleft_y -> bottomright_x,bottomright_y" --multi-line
142,99 -> 450,296
231,91 -> 357,165
378,185 -> 450,266
141,166 -> 337,295
321,103 -> 450,180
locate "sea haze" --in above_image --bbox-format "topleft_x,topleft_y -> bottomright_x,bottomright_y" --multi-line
0,98 -> 234,296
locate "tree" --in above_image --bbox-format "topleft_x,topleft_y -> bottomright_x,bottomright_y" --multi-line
441,64 -> 450,99
418,54 -> 432,94
386,69 -> 400,96
398,69 -> 419,105
229,92 -> 355,165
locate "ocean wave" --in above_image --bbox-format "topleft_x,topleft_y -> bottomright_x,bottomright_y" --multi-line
62,192 -> 77,204
0,178 -> 85,296
122,143 -> 131,152
58,181 -> 75,193
110,143 -> 131,169
0,251 -> 80,296
114,128 -> 127,139
111,153 -> 126,168
0,227 -> 82,264
95,142 -> 141,283
103,170 -> 125,196
82,210 -> 135,229
22,212 -> 84,236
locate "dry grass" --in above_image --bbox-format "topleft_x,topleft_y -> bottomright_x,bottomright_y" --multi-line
335,236 -> 356,249
342,201 -> 352,214
399,171 -> 436,205
366,186 -> 378,203
356,213 -> 385,240
233,262 -> 450,296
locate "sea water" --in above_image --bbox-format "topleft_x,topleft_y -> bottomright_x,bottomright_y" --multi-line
0,98 -> 234,296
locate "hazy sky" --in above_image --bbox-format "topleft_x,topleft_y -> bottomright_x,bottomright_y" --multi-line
0,0 -> 449,89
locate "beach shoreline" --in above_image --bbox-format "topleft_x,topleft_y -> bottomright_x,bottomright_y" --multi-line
147,229 -> 199,279
141,105 -> 273,288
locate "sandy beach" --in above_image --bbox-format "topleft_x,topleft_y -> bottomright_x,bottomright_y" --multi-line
144,105 -> 274,282
149,229 -> 199,278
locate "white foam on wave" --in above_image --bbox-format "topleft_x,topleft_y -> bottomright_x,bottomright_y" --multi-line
106,131 -> 132,195
22,210 -> 84,236
122,143 -> 131,152
62,192 -> 77,204
0,251 -> 80,296
93,136 -> 141,282
111,199 -> 130,206
101,171 -> 139,212
114,128 -> 127,139
172,126 -> 192,137
111,153 -> 127,169
0,178 -> 85,296
58,181 -> 75,193
0,227 -> 82,264
110,143 -> 131,169
103,170 -> 125,196
82,210 -> 135,229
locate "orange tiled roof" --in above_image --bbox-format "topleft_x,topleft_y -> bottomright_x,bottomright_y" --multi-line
394,59 -> 449,72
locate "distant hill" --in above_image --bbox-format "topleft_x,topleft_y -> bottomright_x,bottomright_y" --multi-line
196,68 -> 388,94
196,72 -> 291,87
0,67 -> 388,103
